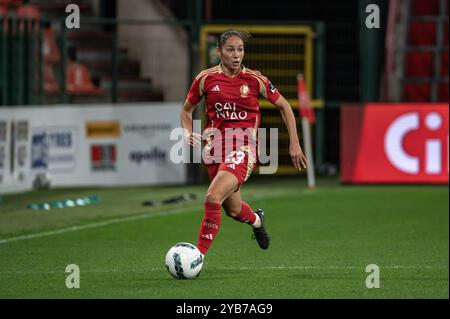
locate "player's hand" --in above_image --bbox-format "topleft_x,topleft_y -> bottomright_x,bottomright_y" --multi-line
184,132 -> 202,146
290,143 -> 307,171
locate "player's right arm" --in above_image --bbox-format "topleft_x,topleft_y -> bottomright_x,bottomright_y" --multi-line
182,71 -> 211,146
180,100 -> 201,146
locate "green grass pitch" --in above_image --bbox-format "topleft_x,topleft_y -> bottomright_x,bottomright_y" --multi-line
0,178 -> 448,298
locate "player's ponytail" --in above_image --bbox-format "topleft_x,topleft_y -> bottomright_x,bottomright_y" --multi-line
218,29 -> 251,48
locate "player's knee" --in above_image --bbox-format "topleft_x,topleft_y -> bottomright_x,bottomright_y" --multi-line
222,202 -> 241,217
205,191 -> 221,204
224,208 -> 240,218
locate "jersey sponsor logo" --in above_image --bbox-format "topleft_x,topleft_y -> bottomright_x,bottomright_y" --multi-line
211,85 -> 221,92
214,102 -> 248,120
240,83 -> 250,98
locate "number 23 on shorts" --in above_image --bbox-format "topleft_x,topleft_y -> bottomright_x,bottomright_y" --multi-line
225,151 -> 245,165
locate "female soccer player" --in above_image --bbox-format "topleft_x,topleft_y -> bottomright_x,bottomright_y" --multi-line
181,29 -> 307,256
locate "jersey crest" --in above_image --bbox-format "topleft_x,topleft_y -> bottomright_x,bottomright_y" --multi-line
240,83 -> 250,98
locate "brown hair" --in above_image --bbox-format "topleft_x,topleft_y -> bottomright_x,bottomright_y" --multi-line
217,29 -> 251,48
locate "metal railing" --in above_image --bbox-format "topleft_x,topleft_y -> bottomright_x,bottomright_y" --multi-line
0,15 -> 195,106
0,17 -> 42,106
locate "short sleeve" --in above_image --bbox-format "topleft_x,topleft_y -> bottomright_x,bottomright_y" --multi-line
263,78 -> 281,105
186,78 -> 202,105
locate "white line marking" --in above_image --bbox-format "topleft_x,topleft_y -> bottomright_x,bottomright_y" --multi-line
0,191 -> 306,245
0,205 -> 202,245
0,265 -> 446,275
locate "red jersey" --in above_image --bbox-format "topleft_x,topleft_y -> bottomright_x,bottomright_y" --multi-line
186,64 -> 281,163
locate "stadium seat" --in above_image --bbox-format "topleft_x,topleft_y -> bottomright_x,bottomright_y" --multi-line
16,4 -> 39,19
403,83 -> 431,101
408,21 -> 437,46
16,4 -> 40,32
0,5 -> 8,33
66,62 -> 102,96
0,0 -> 22,7
0,5 -> 7,15
43,24 -> 61,64
0,5 -> 7,25
44,64 -> 60,94
411,0 -> 439,16
405,52 -> 434,77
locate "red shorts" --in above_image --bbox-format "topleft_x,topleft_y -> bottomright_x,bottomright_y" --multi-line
206,148 -> 257,187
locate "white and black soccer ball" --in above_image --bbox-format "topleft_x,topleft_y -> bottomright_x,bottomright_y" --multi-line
165,242 -> 203,279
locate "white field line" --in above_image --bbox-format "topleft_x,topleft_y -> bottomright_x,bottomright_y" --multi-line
0,265 -> 447,275
0,205 -> 202,245
0,190 -> 308,245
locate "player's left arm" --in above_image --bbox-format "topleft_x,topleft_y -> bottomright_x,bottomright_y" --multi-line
273,95 -> 308,170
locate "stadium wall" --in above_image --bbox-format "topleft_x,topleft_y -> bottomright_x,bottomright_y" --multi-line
0,103 -> 187,194
117,0 -> 189,101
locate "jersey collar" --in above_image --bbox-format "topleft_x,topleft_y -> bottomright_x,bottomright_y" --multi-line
218,63 -> 246,76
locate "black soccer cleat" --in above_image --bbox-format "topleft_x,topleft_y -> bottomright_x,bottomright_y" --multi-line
252,209 -> 270,250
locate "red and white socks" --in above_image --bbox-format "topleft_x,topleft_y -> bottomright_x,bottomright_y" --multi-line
196,201 -> 261,256
196,202 -> 221,255
232,201 -> 261,229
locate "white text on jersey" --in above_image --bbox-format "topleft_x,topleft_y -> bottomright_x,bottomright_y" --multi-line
214,102 -> 248,120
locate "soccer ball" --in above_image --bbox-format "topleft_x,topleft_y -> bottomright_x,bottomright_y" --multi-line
165,242 -> 204,279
